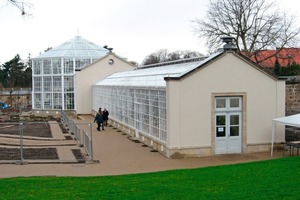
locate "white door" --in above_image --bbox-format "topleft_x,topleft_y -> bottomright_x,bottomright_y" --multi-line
215,97 -> 242,154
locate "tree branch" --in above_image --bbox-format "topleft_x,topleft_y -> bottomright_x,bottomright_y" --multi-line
192,0 -> 300,62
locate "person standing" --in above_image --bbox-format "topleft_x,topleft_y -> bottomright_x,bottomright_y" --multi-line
94,111 -> 104,131
103,108 -> 109,126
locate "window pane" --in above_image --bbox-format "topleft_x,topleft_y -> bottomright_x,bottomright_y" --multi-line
64,76 -> 74,92
216,98 -> 226,108
216,115 -> 226,137
216,127 -> 226,137
75,58 -> 90,69
43,59 -> 51,74
230,98 -> 240,108
44,93 -> 52,109
53,76 -> 62,92
33,60 -> 41,74
53,93 -> 62,109
64,59 -> 74,74
230,126 -> 239,136
230,115 -> 239,125
43,76 -> 52,92
34,77 -> 42,91
64,93 -> 74,109
34,93 -> 42,108
52,58 -> 61,74
216,115 -> 225,126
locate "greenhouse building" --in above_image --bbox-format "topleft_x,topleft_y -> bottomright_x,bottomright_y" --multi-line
31,36 -> 134,115
93,42 -> 286,158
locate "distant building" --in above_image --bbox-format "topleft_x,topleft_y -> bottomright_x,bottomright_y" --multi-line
249,48 -> 300,68
31,36 -> 134,115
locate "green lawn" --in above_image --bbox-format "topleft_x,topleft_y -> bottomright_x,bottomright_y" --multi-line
0,157 -> 299,200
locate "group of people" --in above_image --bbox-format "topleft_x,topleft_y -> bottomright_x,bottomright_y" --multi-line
94,108 -> 109,131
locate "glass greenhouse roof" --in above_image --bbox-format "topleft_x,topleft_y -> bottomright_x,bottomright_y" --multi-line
35,36 -> 109,59
95,52 -> 222,88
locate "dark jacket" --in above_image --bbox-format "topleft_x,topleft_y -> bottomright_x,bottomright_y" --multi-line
103,110 -> 109,120
94,113 -> 104,123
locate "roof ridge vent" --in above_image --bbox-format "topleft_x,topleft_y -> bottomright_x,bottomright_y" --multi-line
221,36 -> 237,51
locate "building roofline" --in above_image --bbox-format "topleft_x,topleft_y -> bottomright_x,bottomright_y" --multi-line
164,51 -> 224,81
139,56 -> 208,69
75,52 -> 135,71
32,36 -> 108,59
235,51 -> 282,80
164,50 -> 282,81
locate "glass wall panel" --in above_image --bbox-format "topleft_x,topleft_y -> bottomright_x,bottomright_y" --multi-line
93,86 -> 167,142
33,60 -> 42,75
64,76 -> 74,92
33,77 -> 42,92
53,93 -> 62,109
52,58 -> 61,74
44,93 -> 52,109
43,76 -> 52,92
64,76 -> 74,109
92,58 -> 98,63
75,58 -> 91,69
159,91 -> 167,141
34,93 -> 42,108
64,93 -> 74,109
128,89 -> 135,126
43,59 -> 51,74
64,59 -> 74,74
53,76 -> 62,92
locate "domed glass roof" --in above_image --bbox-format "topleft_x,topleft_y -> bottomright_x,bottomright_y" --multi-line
35,36 -> 109,59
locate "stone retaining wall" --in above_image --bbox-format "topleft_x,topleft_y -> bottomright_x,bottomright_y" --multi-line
285,82 -> 300,141
0,93 -> 31,110
286,82 -> 300,115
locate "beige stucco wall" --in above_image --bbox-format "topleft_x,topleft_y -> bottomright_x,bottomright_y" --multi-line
166,52 -> 285,155
75,54 -> 134,114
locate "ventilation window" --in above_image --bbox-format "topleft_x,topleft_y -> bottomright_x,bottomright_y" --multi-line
108,59 -> 114,65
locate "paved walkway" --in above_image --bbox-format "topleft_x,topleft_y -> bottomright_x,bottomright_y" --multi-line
0,115 -> 284,178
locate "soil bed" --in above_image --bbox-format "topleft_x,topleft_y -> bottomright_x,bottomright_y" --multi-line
71,149 -> 86,162
0,147 -> 58,160
0,122 -> 52,138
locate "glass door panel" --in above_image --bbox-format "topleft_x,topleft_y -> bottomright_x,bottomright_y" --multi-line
216,115 -> 226,137
230,114 -> 240,136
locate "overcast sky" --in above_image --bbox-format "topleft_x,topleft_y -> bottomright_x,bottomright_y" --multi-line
0,0 -> 300,64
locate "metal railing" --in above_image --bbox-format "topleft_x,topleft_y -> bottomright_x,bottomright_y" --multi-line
83,127 -> 93,159
0,111 -> 94,164
0,121 -> 86,164
61,111 -> 93,160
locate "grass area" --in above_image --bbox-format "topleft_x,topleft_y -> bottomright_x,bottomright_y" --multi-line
0,157 -> 299,199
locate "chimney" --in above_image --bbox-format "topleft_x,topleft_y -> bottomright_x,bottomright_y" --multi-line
221,36 -> 237,51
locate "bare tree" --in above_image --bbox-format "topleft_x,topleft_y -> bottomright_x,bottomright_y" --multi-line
192,0 -> 300,63
142,49 -> 203,65
142,49 -> 169,65
128,61 -> 139,67
5,0 -> 32,15
181,50 -> 204,59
